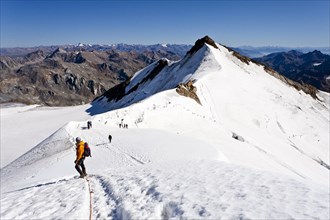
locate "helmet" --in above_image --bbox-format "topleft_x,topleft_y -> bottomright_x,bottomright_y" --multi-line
76,137 -> 81,143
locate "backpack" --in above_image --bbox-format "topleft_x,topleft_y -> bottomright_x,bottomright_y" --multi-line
84,142 -> 91,157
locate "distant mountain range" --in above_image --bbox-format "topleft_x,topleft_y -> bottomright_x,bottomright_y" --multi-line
232,46 -> 330,58
0,44 -> 191,58
254,50 -> 330,92
1,44 -> 328,58
1,43 -> 329,106
0,46 -> 187,105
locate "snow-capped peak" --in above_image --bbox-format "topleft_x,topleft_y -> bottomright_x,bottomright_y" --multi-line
91,35 -> 320,112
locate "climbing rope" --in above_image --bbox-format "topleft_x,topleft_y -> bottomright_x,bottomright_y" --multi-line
86,176 -> 93,220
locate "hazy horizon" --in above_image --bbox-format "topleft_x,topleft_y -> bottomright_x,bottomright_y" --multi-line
0,42 -> 329,49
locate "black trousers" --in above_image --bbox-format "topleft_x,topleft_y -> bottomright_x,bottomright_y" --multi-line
75,157 -> 86,175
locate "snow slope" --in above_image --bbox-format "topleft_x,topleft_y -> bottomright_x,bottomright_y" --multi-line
0,104 -> 91,168
1,38 -> 329,219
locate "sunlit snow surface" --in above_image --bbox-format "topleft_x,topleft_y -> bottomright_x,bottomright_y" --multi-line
0,104 -> 91,168
1,44 -> 329,219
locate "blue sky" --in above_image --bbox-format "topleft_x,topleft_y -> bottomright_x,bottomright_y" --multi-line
1,0 -> 329,47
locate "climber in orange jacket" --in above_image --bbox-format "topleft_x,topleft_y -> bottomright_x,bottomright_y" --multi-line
74,137 -> 87,178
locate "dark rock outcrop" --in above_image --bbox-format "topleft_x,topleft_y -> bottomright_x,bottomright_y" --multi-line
73,52 -> 86,64
187,35 -> 218,55
100,79 -> 131,102
101,59 -> 169,103
176,80 -> 201,104
224,45 -> 252,65
98,63 -> 108,72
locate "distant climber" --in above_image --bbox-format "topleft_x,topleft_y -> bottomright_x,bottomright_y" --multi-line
108,134 -> 112,143
74,137 -> 87,178
87,121 -> 92,129
119,119 -> 128,129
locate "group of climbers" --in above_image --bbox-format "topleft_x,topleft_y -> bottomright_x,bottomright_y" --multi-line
74,120 -> 119,178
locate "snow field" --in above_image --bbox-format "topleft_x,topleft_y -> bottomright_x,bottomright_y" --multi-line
1,177 -> 89,219
3,160 -> 328,219
2,100 -> 329,219
0,104 -> 91,168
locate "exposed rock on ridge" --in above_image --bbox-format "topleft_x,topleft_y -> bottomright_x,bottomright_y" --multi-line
187,35 -> 218,55
254,50 -> 330,92
100,59 -> 169,103
262,65 -> 318,99
176,80 -> 201,104
224,46 -> 320,99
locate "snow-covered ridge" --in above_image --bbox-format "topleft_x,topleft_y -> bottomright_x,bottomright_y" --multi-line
88,35 -> 329,185
90,41 -> 221,113
91,36 -> 321,114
